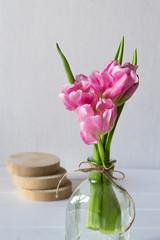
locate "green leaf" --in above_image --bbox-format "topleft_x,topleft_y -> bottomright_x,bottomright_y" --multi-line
114,36 -> 124,65
114,40 -> 121,60
56,43 -> 75,84
132,48 -> 137,65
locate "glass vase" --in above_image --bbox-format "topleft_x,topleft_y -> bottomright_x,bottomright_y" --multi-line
65,173 -> 132,240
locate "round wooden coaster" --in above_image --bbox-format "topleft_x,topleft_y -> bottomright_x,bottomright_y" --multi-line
12,167 -> 67,190
6,152 -> 60,177
17,180 -> 72,201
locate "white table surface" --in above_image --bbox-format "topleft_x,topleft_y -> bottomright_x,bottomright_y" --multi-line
0,168 -> 160,240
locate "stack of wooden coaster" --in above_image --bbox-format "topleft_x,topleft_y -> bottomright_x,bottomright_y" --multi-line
6,152 -> 72,202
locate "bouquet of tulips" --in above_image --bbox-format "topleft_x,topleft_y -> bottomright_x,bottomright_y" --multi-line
57,37 -> 139,234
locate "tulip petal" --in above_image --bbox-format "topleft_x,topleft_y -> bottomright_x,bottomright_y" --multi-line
61,84 -> 77,94
103,73 -> 128,101
103,107 -> 117,132
122,62 -> 138,72
76,104 -> 94,122
89,70 -> 103,95
59,93 -> 76,111
101,71 -> 114,90
80,116 -> 104,145
75,74 -> 88,82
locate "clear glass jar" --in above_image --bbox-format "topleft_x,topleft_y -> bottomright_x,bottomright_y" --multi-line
65,173 -> 132,240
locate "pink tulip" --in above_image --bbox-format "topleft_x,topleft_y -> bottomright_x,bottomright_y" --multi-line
59,77 -> 98,111
59,60 -> 138,145
102,60 -> 139,105
77,99 -> 117,145
95,99 -> 117,132
88,60 -> 139,106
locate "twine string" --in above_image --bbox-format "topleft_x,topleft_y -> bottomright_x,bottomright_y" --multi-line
56,161 -> 135,233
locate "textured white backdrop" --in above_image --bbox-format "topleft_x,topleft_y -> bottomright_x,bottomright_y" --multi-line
0,0 -> 159,169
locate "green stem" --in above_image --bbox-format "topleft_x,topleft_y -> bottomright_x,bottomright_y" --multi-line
86,175 -> 102,230
100,134 -> 108,149
97,138 -> 122,235
86,144 -> 102,230
100,175 -> 121,234
97,140 -> 105,167
93,144 -> 101,165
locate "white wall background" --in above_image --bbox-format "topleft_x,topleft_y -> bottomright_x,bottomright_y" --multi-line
0,0 -> 159,169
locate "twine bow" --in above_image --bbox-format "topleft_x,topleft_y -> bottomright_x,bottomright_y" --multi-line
56,161 -> 135,233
